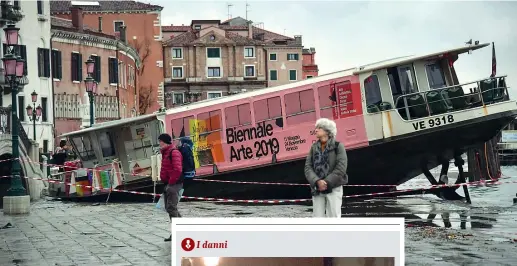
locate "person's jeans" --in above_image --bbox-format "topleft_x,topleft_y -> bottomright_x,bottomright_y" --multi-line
312,186 -> 343,217
164,183 -> 183,218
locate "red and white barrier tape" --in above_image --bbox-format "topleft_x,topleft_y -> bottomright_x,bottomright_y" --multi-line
8,174 -> 517,204
1,157 -> 513,188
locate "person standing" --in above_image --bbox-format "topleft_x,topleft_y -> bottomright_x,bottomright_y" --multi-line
158,133 -> 183,241
52,140 -> 69,172
304,118 -> 348,217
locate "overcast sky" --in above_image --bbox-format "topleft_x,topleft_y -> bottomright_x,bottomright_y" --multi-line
152,0 -> 517,95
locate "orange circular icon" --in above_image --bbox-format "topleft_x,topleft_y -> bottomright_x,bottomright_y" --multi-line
181,238 -> 195,251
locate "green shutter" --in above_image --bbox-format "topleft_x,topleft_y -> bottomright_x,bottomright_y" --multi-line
114,59 -> 119,83
37,48 -> 42,77
78,53 -> 83,81
95,56 -> 101,82
20,45 -> 27,75
270,70 -> 277,80
57,51 -> 62,79
45,49 -> 50,77
290,70 -> 296,80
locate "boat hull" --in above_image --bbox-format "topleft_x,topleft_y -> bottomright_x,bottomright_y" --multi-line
118,110 -> 516,200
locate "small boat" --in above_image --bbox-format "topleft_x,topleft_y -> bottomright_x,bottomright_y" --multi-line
50,42 -> 516,200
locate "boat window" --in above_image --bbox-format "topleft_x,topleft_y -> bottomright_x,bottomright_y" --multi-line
225,103 -> 252,128
253,96 -> 283,129
425,62 -> 446,89
197,109 -> 222,135
364,75 -> 382,108
171,115 -> 194,140
284,89 -> 316,125
71,135 -> 96,161
318,81 -> 353,119
98,131 -> 116,158
397,65 -> 418,94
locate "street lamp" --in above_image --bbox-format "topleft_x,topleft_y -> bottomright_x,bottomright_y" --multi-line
2,24 -> 27,197
26,90 -> 42,141
84,57 -> 96,126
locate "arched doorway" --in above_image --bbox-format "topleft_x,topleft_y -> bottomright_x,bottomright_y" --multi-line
0,153 -> 27,208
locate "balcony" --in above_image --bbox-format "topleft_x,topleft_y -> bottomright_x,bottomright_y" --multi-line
0,2 -> 24,26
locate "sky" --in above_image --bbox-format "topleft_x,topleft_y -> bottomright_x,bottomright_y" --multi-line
151,0 -> 517,95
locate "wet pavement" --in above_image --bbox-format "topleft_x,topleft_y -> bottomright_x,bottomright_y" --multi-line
1,167 -> 517,265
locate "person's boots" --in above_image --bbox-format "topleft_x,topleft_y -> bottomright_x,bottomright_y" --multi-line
164,235 -> 172,242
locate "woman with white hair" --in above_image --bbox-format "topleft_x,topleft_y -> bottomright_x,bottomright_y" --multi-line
304,118 -> 348,217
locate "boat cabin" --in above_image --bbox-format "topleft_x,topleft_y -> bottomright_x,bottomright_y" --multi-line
51,114 -> 163,197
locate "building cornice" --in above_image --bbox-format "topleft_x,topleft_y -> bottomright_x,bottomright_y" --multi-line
51,29 -> 142,68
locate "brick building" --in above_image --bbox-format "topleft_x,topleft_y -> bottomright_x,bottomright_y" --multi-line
50,0 -> 164,114
303,47 -> 318,79
161,17 -> 318,108
51,8 -> 140,146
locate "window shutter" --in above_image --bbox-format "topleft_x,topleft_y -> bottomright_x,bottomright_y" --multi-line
108,58 -> 113,83
37,49 -> 42,77
95,56 -> 101,82
20,45 -> 27,75
71,53 -> 76,81
44,49 -> 50,77
78,53 -> 83,81
295,54 -> 299,60
114,59 -> 119,83
57,51 -> 62,79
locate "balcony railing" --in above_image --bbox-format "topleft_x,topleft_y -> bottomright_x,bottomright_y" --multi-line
0,1 -> 23,25
366,76 -> 510,120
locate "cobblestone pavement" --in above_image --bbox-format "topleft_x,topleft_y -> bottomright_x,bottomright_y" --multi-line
1,197 -> 517,266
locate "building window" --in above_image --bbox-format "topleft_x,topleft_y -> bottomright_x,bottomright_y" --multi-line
171,115 -> 194,139
91,55 -> 101,82
284,89 -> 316,125
207,92 -> 222,99
18,95 -> 24,122
364,75 -> 382,110
253,96 -> 283,130
270,70 -> 278,81
244,47 -> 254,58
51,50 -> 62,80
425,62 -> 446,89
269,53 -> 277,61
208,67 -> 221,77
225,103 -> 252,128
194,25 -> 201,30
172,67 -> 183,78
173,93 -> 184,104
37,48 -> 50,78
287,53 -> 299,61
43,140 -> 49,154
108,57 -> 119,84
71,52 -> 83,82
41,97 -> 48,122
207,48 -> 220,58
306,75 -> 313,79
172,48 -> 183,59
114,21 -> 124,32
245,65 -> 255,77
37,0 -> 44,15
289,70 -> 297,81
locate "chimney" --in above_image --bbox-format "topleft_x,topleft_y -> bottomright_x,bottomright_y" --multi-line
294,35 -> 302,45
247,20 -> 253,39
98,16 -> 103,33
310,47 -> 315,53
119,25 -> 127,43
71,7 -> 83,31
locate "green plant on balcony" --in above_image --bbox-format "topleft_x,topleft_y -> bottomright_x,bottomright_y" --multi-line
1,3 -> 24,24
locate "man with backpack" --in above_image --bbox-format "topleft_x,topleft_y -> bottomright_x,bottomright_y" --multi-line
158,133 -> 183,242
177,137 -> 196,190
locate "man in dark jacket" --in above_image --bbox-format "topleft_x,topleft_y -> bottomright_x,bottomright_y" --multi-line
158,133 -> 183,242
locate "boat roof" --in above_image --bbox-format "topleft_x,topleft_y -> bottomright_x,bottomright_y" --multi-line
354,42 -> 490,74
163,42 -> 491,116
59,113 -> 158,138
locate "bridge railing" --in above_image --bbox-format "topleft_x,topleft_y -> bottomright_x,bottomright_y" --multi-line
0,106 -> 31,149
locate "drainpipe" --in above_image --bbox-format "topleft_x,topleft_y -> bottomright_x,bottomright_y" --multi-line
161,44 -> 166,108
116,47 -> 121,119
50,32 -> 56,147
264,46 -> 268,87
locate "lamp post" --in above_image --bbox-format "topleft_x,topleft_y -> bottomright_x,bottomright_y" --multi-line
26,90 -> 42,141
84,58 -> 96,126
2,24 -> 27,196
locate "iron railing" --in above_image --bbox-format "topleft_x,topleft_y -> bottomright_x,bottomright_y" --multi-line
0,107 -> 10,134
367,76 -> 510,120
